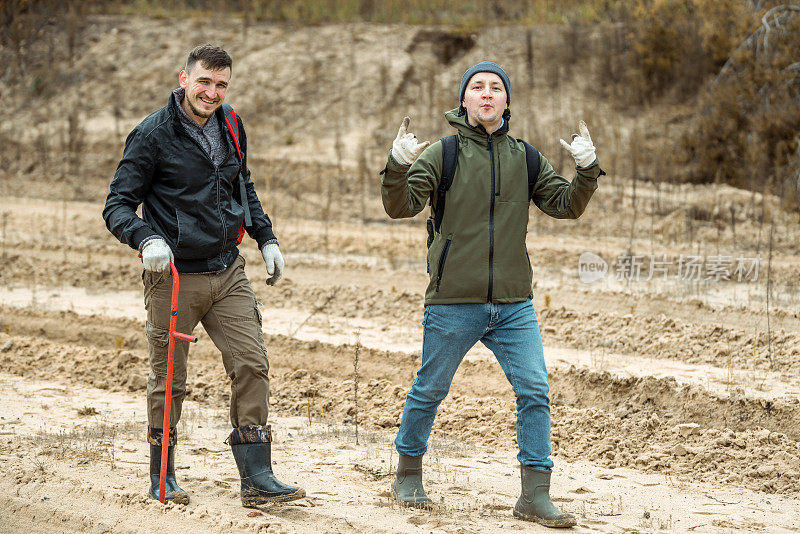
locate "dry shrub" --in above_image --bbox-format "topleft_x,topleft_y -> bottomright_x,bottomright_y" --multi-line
680,6 -> 800,191
613,1 -> 800,197
31,0 -> 630,26
620,0 -> 755,104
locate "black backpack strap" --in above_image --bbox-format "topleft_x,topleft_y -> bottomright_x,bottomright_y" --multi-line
221,103 -> 252,228
521,140 -> 541,200
433,134 -> 459,233
222,104 -> 237,142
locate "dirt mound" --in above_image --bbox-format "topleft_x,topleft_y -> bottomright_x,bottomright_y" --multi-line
540,306 -> 800,373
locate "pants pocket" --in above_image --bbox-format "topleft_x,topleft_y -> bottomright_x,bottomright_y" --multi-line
146,321 -> 170,376
254,303 -> 265,344
143,271 -> 169,305
143,270 -> 168,287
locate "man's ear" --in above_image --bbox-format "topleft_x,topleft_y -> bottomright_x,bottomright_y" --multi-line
178,70 -> 188,89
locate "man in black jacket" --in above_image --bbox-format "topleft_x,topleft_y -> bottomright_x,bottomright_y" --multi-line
103,44 -> 304,507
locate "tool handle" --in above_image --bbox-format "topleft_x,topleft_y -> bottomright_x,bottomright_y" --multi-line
159,261 -> 194,503
172,332 -> 198,343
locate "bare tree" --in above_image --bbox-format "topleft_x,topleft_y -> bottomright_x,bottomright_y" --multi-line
714,5 -> 800,86
766,219 -> 775,370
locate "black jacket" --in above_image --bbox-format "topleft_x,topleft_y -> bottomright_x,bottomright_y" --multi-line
103,92 -> 276,273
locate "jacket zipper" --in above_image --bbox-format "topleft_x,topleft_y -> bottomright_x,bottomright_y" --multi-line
487,134 -> 496,302
179,121 -> 232,268
435,238 -> 452,292
214,167 -> 227,266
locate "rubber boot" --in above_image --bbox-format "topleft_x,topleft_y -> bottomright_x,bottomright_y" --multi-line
228,425 -> 306,507
513,465 -> 576,528
147,428 -> 189,504
392,454 -> 432,508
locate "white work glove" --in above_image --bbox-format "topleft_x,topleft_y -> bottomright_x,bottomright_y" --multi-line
560,120 -> 597,168
141,238 -> 174,273
261,243 -> 284,286
391,116 -> 430,166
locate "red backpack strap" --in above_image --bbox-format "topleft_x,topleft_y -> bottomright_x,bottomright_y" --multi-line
221,103 -> 252,229
222,103 -> 243,166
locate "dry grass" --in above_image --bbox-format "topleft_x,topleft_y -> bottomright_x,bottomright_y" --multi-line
92,0 -> 628,25
29,420 -> 140,468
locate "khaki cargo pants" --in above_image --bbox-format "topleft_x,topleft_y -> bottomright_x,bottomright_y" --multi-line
143,254 -> 269,429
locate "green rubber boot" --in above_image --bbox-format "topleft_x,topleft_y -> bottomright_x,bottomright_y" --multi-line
513,465 -> 576,528
228,425 -> 306,507
392,454 -> 432,508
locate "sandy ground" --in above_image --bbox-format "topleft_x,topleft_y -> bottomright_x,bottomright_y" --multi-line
2,220 -> 800,533
3,13 -> 800,534
3,371 -> 799,534
1,190 -> 800,532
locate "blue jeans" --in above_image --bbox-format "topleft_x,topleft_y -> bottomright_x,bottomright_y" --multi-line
394,300 -> 553,470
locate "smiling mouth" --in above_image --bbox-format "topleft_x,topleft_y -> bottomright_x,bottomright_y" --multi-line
198,97 -> 217,105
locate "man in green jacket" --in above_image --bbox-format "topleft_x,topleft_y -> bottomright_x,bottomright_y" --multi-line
380,61 -> 603,528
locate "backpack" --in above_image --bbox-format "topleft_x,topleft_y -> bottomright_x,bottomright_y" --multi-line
221,103 -> 250,244
426,134 -> 541,248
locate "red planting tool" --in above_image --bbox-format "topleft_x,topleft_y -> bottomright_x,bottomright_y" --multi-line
137,258 -> 199,503
158,262 -> 198,503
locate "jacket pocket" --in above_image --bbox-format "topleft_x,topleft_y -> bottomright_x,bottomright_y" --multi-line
175,208 -> 221,260
435,236 -> 453,292
227,194 -> 245,227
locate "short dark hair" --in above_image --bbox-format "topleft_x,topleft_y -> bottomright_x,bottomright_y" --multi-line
186,44 -> 232,73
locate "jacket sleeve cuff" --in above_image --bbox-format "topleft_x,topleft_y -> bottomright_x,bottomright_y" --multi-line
576,159 -> 605,180
382,151 -> 411,174
253,228 -> 278,250
134,228 -> 159,251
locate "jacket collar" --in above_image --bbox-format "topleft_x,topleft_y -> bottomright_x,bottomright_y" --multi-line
166,90 -> 234,162
445,107 -> 509,145
167,89 -> 226,130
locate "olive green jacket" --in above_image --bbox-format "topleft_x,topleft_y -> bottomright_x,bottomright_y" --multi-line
381,109 -> 602,305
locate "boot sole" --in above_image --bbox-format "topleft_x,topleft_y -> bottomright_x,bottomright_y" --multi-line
148,490 -> 190,505
394,498 -> 433,509
391,488 -> 433,509
513,508 -> 577,528
242,488 -> 306,507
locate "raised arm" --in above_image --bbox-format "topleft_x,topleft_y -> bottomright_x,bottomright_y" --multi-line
531,120 -> 604,219
380,117 -> 440,219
